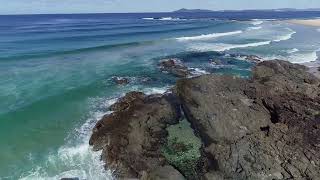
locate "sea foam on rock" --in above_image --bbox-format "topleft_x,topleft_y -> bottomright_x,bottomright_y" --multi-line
89,91 -> 188,179
90,60 -> 320,179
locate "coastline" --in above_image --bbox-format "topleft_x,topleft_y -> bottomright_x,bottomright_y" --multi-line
304,60 -> 320,79
287,19 -> 320,27
90,60 -> 320,179
286,18 -> 320,78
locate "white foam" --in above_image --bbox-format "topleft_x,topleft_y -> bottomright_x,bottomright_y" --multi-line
273,28 -> 296,42
286,48 -> 299,54
247,26 -> 262,31
250,20 -> 264,25
159,17 -> 185,21
176,30 -> 243,41
189,41 -> 271,52
142,17 -> 155,20
19,97 -> 118,180
137,86 -> 171,95
263,50 -> 319,64
288,51 -> 318,63
188,68 -> 210,77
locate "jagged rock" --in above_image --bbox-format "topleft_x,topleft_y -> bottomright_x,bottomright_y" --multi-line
91,60 -> 320,180
159,59 -> 191,78
112,76 -> 129,85
229,54 -> 262,63
89,92 -> 182,179
177,74 -> 270,143
176,60 -> 320,179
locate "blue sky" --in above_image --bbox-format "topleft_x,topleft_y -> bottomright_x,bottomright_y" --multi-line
0,0 -> 320,14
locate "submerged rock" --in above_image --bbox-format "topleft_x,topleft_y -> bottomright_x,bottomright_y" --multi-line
177,60 -> 320,179
158,58 -> 191,78
209,59 -> 223,65
230,54 -> 263,63
112,76 -> 129,85
244,54 -> 262,62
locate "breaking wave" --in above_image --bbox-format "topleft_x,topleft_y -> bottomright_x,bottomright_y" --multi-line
263,49 -> 319,64
274,28 -> 296,42
286,48 -> 299,54
18,97 -> 118,180
247,26 -> 262,31
189,41 -> 271,52
250,20 -> 264,25
142,17 -> 186,21
175,30 -> 243,41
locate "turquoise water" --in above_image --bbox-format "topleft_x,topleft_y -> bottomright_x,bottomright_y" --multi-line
0,13 -> 320,179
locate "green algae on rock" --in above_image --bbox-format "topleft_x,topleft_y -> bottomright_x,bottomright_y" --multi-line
162,119 -> 202,179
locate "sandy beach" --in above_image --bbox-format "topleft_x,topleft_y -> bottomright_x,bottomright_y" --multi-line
287,19 -> 320,27
287,19 -> 320,78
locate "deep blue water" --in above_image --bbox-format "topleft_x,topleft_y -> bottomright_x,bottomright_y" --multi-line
0,11 -> 320,179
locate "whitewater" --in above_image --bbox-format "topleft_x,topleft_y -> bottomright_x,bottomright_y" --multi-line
1,13 -> 320,180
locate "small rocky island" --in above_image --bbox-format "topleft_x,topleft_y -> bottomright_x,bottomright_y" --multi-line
89,60 -> 320,180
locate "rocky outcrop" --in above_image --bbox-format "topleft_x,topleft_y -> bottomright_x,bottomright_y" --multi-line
90,60 -> 320,180
177,60 -> 320,179
229,54 -> 263,63
158,59 -> 192,78
112,76 -> 129,85
89,91 -> 185,179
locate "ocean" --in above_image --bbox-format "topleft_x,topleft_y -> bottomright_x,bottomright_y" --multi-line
0,11 -> 320,179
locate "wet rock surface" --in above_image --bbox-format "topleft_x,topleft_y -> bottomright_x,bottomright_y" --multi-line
89,91 -> 184,179
112,76 -> 130,85
177,60 -> 320,179
91,60 -> 320,180
158,58 -> 192,78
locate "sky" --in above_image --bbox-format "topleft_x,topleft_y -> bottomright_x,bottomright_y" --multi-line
0,0 -> 320,14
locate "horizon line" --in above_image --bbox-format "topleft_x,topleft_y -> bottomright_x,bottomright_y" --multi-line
0,8 -> 320,16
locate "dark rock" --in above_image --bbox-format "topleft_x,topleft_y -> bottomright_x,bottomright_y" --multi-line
176,60 -> 320,179
209,59 -> 223,65
112,76 -> 129,85
159,59 -> 191,78
245,55 -> 262,62
91,60 -> 320,180
231,54 -> 263,63
89,92 -> 182,179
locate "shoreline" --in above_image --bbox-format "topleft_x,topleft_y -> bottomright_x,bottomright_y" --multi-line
303,60 -> 320,79
90,60 -> 320,179
287,19 -> 320,27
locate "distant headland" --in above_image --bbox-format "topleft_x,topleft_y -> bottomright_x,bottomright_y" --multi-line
173,8 -> 320,13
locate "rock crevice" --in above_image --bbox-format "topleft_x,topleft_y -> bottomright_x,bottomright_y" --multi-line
90,60 -> 320,180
